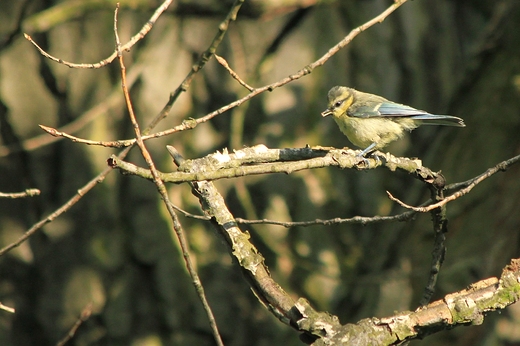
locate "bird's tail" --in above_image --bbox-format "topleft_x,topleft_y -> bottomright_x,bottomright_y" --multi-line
411,114 -> 465,127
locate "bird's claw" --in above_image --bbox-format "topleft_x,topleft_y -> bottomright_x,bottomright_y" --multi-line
355,152 -> 382,169
355,154 -> 371,168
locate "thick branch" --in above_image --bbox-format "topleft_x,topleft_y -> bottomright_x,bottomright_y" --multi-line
167,146 -> 297,322
108,145 -> 439,184
299,258 -> 520,345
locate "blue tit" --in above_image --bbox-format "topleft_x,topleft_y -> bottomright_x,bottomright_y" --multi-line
321,86 -> 465,157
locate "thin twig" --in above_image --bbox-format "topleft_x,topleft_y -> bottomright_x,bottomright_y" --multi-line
55,303 -> 93,346
146,0 -> 245,132
172,205 -> 211,221
386,191 -> 416,209
113,4 -> 224,345
215,54 -> 254,91
0,189 -> 40,198
39,125 -> 134,148
0,64 -> 143,157
171,202 -> 419,227
0,302 -> 15,313
236,210 -> 417,227
387,154 -> 520,212
0,146 -> 131,257
23,0 -> 173,69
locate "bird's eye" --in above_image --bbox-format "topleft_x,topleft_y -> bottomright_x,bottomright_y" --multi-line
334,100 -> 343,108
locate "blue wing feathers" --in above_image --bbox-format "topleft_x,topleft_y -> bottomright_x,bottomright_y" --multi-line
377,103 -> 465,126
378,102 -> 423,115
349,101 -> 465,126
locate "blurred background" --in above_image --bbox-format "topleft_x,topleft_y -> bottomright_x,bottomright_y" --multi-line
1,0 -> 520,345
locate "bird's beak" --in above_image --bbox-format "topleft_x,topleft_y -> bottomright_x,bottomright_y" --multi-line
321,109 -> 332,117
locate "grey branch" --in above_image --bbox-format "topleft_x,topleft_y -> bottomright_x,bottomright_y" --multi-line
108,145 -> 439,184
297,259 -> 520,345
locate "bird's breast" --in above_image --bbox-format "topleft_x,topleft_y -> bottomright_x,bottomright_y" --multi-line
334,115 -> 414,149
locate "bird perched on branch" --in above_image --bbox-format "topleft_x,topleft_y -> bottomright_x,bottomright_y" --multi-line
321,86 -> 465,157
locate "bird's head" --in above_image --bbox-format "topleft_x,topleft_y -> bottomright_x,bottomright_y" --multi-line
321,86 -> 355,118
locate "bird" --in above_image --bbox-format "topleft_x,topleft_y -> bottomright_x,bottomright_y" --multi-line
321,86 -> 465,157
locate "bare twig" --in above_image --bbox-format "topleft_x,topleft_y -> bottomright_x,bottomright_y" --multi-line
388,154 -> 520,212
113,4 -> 224,345
181,208 -> 417,228
0,302 -> 15,313
55,303 -> 93,346
215,54 -> 254,91
145,0 -> 245,131
23,0 -> 173,69
39,125 -> 134,148
386,191 -> 416,209
0,189 -> 40,198
0,146 -> 131,256
236,210 -> 417,227
0,64 -> 143,157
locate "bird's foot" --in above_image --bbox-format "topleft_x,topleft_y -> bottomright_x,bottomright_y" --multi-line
355,153 -> 372,168
355,151 -> 383,169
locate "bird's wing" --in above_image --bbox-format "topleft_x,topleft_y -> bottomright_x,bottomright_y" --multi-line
377,103 -> 465,126
349,102 -> 424,118
377,102 -> 424,116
